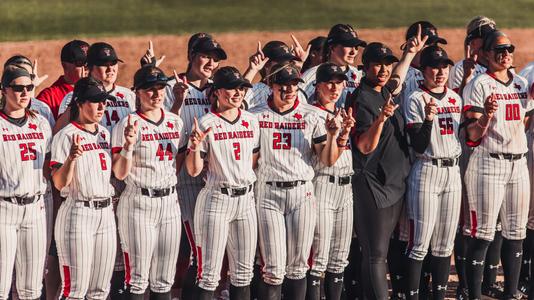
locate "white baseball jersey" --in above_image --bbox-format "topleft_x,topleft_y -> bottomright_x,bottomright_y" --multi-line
163,77 -> 212,112
244,82 -> 308,109
194,109 -> 260,187
250,99 -> 327,182
300,64 -> 362,108
448,60 -> 487,92
30,98 -> 55,128
112,110 -> 187,189
519,62 -> 534,99
463,71 -> 534,154
398,66 -> 424,111
311,103 -> 353,177
404,87 -> 463,159
0,112 -> 51,197
51,122 -> 114,200
58,85 -> 136,133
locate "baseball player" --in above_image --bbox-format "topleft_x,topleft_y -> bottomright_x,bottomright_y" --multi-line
403,46 -> 462,300
0,67 -> 51,300
300,24 -> 367,108
463,30 -> 532,300
111,66 -> 187,300
185,66 -> 258,300
307,63 -> 355,300
50,77 -> 117,300
250,63 -> 346,300
302,36 -> 327,73
55,42 -> 136,134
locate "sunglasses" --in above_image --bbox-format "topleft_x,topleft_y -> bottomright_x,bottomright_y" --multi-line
9,84 -> 35,92
493,44 -> 515,54
137,74 -> 170,89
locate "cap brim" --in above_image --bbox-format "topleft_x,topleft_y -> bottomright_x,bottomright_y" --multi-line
336,38 -> 367,48
272,53 -> 299,62
274,77 -> 304,85
316,73 -> 349,84
218,79 -> 253,89
200,48 -> 227,60
383,55 -> 400,64
84,93 -> 116,103
137,79 -> 171,90
427,36 -> 447,45
424,58 -> 454,68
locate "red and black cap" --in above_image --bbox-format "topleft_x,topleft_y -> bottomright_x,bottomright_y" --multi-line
61,40 -> 89,64
212,66 -> 252,89
420,45 -> 454,68
87,42 -> 123,67
72,77 -> 116,103
269,63 -> 304,85
262,41 -> 299,62
315,63 -> 348,84
133,65 -> 172,90
405,21 -> 447,45
326,24 -> 367,48
190,37 -> 227,60
362,42 -> 399,65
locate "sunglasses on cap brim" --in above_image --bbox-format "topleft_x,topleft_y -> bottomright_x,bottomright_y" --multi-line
8,84 -> 35,92
493,44 -> 515,54
135,74 -> 171,90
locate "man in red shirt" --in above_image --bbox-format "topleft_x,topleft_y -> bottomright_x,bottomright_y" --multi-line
36,40 -> 89,119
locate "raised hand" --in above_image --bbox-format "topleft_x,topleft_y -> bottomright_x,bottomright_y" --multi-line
339,107 -> 355,138
325,109 -> 342,136
404,24 -> 430,54
69,134 -> 83,160
124,115 -> 139,150
462,44 -> 478,81
172,69 -> 189,104
248,41 -> 270,72
141,40 -> 166,67
378,95 -> 399,122
189,117 -> 211,149
484,88 -> 498,118
423,94 -> 438,121
32,59 -> 49,87
290,34 -> 311,62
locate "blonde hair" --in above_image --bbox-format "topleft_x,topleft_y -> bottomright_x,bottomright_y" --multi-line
466,16 -> 496,35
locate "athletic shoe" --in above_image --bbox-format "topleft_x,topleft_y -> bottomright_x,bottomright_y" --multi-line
481,282 -> 504,298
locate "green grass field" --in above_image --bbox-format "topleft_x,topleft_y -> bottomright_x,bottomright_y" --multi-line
1,0 -> 533,41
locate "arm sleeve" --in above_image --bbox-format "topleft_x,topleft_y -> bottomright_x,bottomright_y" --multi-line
177,119 -> 188,153
354,101 -> 375,134
312,113 -> 327,144
41,118 -> 53,154
57,93 -> 73,116
407,120 -> 433,154
111,117 -> 127,154
403,93 -> 425,126
462,79 -> 485,114
50,132 -> 71,169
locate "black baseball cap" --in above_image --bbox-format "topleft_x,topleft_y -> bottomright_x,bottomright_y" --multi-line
326,24 -> 367,48
133,65 -> 171,90
1,67 -> 32,88
187,32 -> 213,60
405,21 -> 447,45
61,40 -> 89,64
315,63 -> 348,84
262,41 -> 299,62
420,45 -> 454,68
466,23 -> 496,43
362,42 -> 399,65
212,66 -> 252,89
72,77 -> 116,103
308,36 -> 327,52
190,37 -> 227,60
87,42 -> 123,67
269,63 -> 304,85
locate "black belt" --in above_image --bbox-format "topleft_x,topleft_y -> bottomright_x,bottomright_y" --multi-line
141,186 -> 176,198
82,198 -> 111,209
489,153 -> 526,161
431,157 -> 459,167
221,184 -> 253,197
328,175 -> 352,185
266,180 -> 307,188
2,195 -> 40,205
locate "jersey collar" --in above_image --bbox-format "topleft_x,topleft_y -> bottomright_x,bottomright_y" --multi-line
312,101 -> 336,115
485,70 -> 514,87
0,110 -> 29,127
420,85 -> 448,100
136,108 -> 165,127
210,107 -> 241,125
71,121 -> 99,135
267,96 -> 300,116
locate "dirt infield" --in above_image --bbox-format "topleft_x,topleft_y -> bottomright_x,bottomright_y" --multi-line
1,27 -> 534,93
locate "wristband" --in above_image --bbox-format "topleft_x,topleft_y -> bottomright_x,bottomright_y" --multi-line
188,146 -> 200,153
337,138 -> 348,148
120,148 -> 133,159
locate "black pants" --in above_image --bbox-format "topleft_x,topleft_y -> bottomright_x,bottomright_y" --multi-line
354,176 -> 403,300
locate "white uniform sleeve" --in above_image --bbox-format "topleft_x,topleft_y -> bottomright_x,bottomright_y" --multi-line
312,113 -> 327,144
300,67 -> 317,99
463,79 -> 485,113
50,131 -> 71,168
177,118 -> 188,152
41,119 -> 53,154
57,92 -> 73,116
448,61 -> 464,91
253,118 -> 260,152
111,116 -> 127,153
404,93 -> 424,125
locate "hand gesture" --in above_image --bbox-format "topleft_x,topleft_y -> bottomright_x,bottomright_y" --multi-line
325,110 -> 342,136
484,88 -> 498,118
141,40 -> 166,67
189,117 -> 211,149
32,59 -> 49,87
378,95 -> 399,122
124,115 -> 139,150
248,41 -> 270,72
69,134 -> 84,160
404,24 -> 429,54
423,94 -> 437,121
462,45 -> 478,81
172,70 -> 189,104
290,34 -> 311,62
339,107 -> 355,138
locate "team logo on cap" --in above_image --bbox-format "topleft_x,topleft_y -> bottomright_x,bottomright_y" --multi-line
381,47 -> 388,54
435,50 -> 443,57
232,71 -> 240,79
81,45 -> 89,54
102,48 -> 111,56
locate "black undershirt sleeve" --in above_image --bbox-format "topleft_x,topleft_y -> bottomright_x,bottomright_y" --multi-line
407,119 -> 433,154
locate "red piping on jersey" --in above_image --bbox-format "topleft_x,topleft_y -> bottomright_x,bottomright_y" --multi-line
124,252 -> 132,285
184,221 -> 197,258
196,246 -> 203,280
0,110 -> 8,120
62,265 -> 71,298
267,95 -> 300,113
112,147 -> 122,154
466,138 -> 482,148
307,248 -> 314,269
453,87 -> 460,94
470,210 -> 478,238
50,161 -> 60,168
406,123 -> 416,129
462,105 -> 473,113
210,107 -> 241,121
136,109 -> 165,124
420,85 -> 447,95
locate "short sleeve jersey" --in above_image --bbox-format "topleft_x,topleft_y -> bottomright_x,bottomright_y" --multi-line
311,102 -> 354,177
30,98 -> 55,128
0,112 -> 52,197
244,82 -> 308,109
448,60 -> 487,92
192,109 -> 260,187
111,109 -> 187,189
250,98 -> 327,182
404,87 -> 463,159
300,64 -> 362,108
463,71 -> 534,154
398,66 -> 424,113
58,85 -> 136,133
51,122 -> 114,201
519,62 -> 534,98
